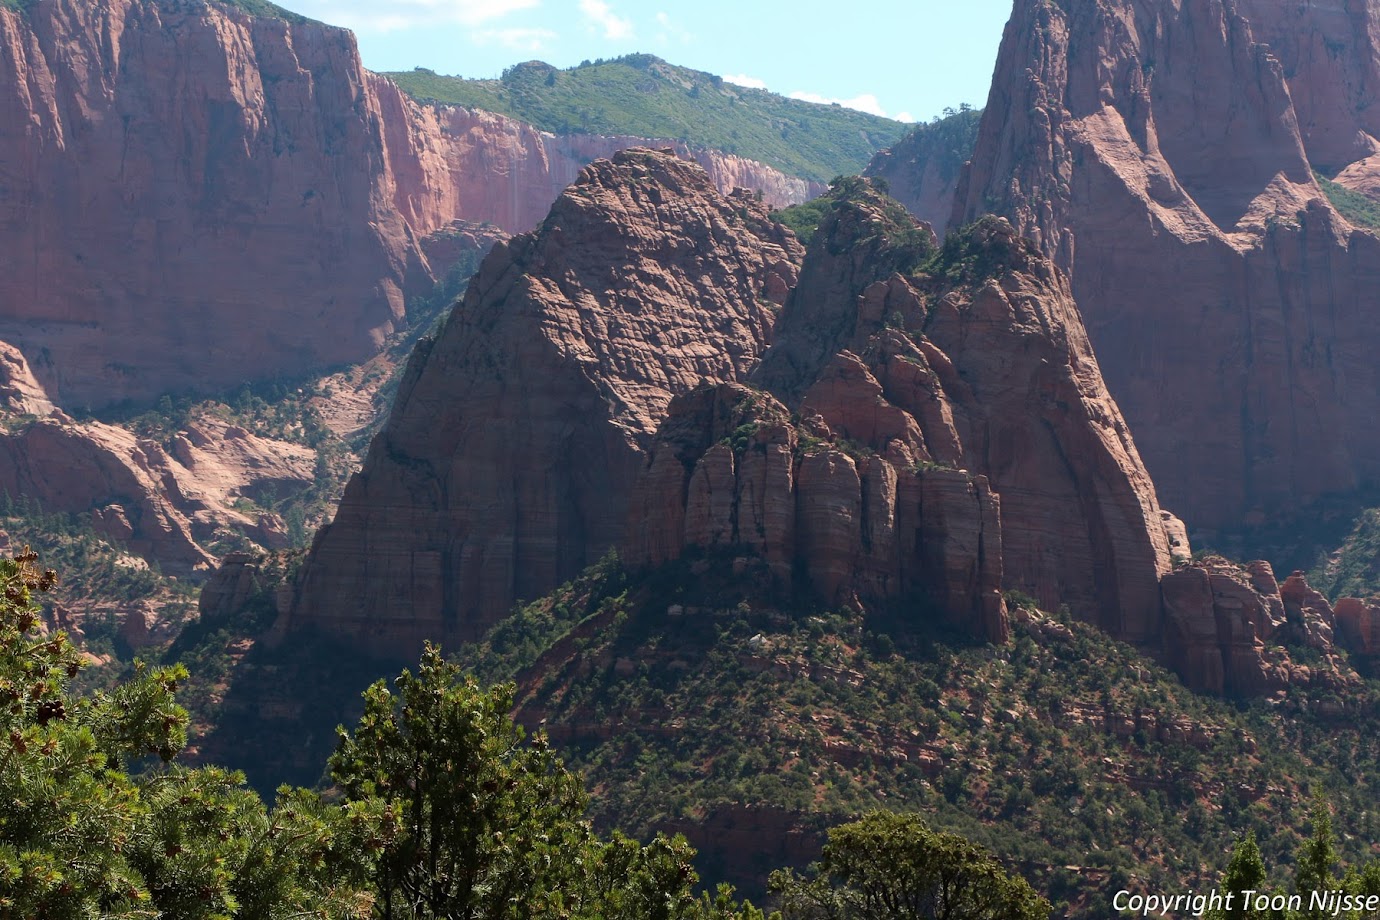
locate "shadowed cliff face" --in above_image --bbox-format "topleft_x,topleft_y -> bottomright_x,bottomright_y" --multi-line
288,150 -> 803,655
954,0 -> 1380,532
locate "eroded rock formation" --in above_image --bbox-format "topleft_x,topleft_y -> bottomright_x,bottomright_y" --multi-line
289,162 -> 1185,667
953,0 -> 1380,531
630,188 -> 1173,643
0,343 -> 314,571
1162,556 -> 1364,695
288,150 -> 803,654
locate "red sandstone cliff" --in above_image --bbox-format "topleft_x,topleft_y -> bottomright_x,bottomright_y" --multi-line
954,0 -> 1380,532
288,162 -> 1187,674
0,0 -> 424,409
371,76 -> 825,237
0,0 -> 824,413
1162,556 -> 1367,695
287,150 -> 803,654
630,190 -> 1174,643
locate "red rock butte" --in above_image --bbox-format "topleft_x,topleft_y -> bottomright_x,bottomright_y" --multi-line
285,155 -> 1182,665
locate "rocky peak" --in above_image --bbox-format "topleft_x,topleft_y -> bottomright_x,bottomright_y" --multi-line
954,0 -> 1380,531
631,178 -> 1174,644
288,150 -> 803,655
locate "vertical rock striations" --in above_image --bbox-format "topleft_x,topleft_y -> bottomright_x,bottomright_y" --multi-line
0,0 -> 421,408
954,0 -> 1380,531
288,150 -> 803,654
636,184 -> 1173,642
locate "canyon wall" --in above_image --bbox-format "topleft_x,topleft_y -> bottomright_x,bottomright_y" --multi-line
0,0 -> 421,409
371,74 -> 825,237
0,0 -> 824,413
954,0 -> 1380,532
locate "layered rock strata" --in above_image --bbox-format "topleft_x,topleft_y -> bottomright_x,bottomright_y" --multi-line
0,0 -> 422,408
633,190 -> 1173,642
288,150 -> 803,654
290,162 -> 1182,664
0,343 -> 313,571
953,0 -> 1380,530
372,82 -> 826,237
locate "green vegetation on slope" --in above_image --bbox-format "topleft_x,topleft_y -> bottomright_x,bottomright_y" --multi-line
1315,170 -> 1380,231
866,104 -> 983,185
207,0 -> 315,23
458,553 -> 1380,917
1307,503 -> 1380,601
0,549 -> 781,919
384,56 -> 909,183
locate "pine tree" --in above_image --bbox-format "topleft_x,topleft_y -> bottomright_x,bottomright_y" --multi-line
1214,831 -> 1268,920
1295,796 -> 1338,920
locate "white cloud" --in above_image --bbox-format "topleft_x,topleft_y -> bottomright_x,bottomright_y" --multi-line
304,0 -> 540,34
653,11 -> 692,45
895,111 -> 916,123
471,26 -> 557,52
789,90 -> 892,119
722,74 -> 768,90
579,0 -> 633,39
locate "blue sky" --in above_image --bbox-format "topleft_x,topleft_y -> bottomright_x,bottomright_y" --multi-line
280,0 -> 1013,124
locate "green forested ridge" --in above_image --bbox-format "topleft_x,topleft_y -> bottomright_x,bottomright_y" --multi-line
208,0 -> 316,23
383,56 -> 908,183
20,530 -> 1380,916
455,552 -> 1380,917
2,546 -> 1047,919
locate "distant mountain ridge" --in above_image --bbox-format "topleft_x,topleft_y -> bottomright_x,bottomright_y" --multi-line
384,55 -> 909,184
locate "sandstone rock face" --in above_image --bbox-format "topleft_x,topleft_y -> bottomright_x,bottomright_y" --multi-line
1334,596 -> 1380,656
0,0 -> 422,408
0,0 -> 823,412
754,207 -> 1172,641
0,411 -> 315,572
289,151 -> 804,655
1161,557 -> 1358,695
1231,0 -> 1380,172
954,0 -> 1380,530
623,382 -> 1008,642
628,185 -> 1172,645
0,348 -> 314,571
373,85 -> 826,236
